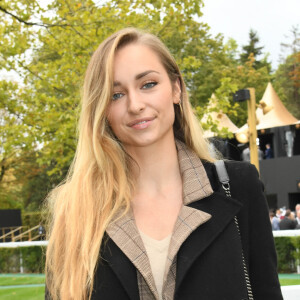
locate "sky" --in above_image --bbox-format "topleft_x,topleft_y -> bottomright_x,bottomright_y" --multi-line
201,0 -> 300,70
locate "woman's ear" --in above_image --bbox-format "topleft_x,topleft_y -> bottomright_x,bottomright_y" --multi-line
173,78 -> 181,104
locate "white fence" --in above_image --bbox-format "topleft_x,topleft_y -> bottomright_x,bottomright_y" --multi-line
273,229 -> 300,237
0,240 -> 48,248
1,230 -> 299,248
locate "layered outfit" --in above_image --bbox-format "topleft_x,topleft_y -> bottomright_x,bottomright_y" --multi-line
92,141 -> 283,300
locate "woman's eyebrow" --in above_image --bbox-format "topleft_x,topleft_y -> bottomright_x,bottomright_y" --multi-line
135,70 -> 159,80
113,70 -> 160,87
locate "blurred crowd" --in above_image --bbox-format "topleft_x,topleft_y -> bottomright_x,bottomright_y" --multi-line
269,204 -> 300,230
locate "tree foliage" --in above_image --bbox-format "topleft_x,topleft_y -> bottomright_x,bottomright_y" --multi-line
198,51 -> 271,129
273,26 -> 300,119
0,0 -> 272,211
240,29 -> 271,72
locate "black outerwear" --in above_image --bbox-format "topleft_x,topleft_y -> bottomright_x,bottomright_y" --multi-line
279,217 -> 297,230
92,161 -> 283,300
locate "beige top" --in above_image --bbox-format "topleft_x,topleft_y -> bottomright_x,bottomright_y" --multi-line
139,230 -> 172,300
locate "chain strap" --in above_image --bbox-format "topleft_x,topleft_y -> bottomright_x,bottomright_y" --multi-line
221,182 -> 254,300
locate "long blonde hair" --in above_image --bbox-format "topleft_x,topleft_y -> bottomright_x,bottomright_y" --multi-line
45,27 -> 214,300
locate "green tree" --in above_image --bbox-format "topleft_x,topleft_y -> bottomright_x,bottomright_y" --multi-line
273,53 -> 300,119
1,0 -> 239,210
240,29 -> 271,72
198,52 -> 271,129
0,0 -> 272,211
273,26 -> 300,119
0,151 -> 64,211
280,25 -> 300,57
0,0 -> 237,173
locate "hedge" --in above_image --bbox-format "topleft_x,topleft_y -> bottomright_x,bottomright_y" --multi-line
0,237 -> 299,273
0,246 -> 46,273
274,237 -> 298,273
22,211 -> 46,229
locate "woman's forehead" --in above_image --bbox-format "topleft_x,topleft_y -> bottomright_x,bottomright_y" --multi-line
113,44 -> 166,80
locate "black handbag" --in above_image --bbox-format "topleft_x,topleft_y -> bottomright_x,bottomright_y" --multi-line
214,160 -> 254,300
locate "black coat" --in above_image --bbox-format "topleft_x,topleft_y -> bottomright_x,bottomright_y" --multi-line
93,161 -> 282,300
279,217 -> 297,230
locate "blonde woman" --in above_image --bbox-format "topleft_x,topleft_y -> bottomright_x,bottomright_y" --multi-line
45,28 -> 282,300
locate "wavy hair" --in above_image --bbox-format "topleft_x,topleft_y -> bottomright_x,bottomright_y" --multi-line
45,27 -> 215,300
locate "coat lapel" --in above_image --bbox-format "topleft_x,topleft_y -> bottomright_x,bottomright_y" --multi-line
175,190 -> 243,291
105,210 -> 159,299
102,190 -> 243,298
101,236 -> 140,300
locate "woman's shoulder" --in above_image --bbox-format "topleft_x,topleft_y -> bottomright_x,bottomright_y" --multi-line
203,159 -> 258,178
224,160 -> 260,183
224,160 -> 258,175
223,161 -> 264,203
202,159 -> 261,194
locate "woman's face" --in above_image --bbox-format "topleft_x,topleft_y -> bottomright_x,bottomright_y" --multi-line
107,43 -> 180,150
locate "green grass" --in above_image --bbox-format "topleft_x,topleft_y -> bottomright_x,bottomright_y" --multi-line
0,275 -> 45,300
0,286 -> 44,300
0,273 -> 299,300
0,275 -> 45,286
279,278 -> 300,285
279,273 -> 300,286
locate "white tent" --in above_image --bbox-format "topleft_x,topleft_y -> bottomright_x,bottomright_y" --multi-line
202,94 -> 239,138
236,83 -> 299,137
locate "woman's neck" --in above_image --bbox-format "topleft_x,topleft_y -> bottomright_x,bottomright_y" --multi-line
126,136 -> 181,197
127,136 -> 183,240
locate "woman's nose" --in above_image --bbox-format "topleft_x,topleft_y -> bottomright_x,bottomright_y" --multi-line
127,90 -> 145,114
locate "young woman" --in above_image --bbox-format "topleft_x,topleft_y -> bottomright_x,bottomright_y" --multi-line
45,28 -> 282,300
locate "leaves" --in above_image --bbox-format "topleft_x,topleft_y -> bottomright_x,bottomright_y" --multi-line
240,29 -> 272,72
273,26 -> 300,119
273,53 -> 300,119
0,0 -> 273,211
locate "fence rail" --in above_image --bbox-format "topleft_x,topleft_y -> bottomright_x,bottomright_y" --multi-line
0,230 -> 299,248
0,231 -> 300,274
0,225 -> 45,243
273,230 -> 300,237
0,226 -> 23,241
0,240 -> 48,248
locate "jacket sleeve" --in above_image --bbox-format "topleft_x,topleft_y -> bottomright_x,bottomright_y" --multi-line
228,162 -> 283,300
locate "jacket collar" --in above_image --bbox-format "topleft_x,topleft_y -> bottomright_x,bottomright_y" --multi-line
176,140 -> 214,204
105,209 -> 158,298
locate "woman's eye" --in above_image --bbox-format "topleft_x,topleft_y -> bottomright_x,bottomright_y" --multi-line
112,92 -> 123,101
142,82 -> 157,89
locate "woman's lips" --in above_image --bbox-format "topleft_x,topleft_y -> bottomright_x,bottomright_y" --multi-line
127,117 -> 155,129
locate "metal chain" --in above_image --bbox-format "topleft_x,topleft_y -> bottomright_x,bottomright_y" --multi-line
222,183 -> 254,300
